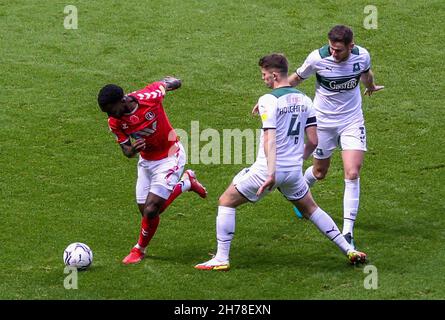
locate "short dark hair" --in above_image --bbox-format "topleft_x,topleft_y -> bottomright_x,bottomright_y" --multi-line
328,25 -> 354,45
258,53 -> 288,75
97,84 -> 124,110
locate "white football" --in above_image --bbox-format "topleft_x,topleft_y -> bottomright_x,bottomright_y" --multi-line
63,242 -> 93,270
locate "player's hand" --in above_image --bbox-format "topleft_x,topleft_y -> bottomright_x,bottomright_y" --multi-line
256,174 -> 275,196
252,103 -> 259,115
364,85 -> 384,96
132,138 -> 146,152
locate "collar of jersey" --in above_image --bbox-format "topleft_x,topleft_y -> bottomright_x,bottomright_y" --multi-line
123,96 -> 139,115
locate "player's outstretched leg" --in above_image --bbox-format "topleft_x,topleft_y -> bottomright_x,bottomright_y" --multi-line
292,190 -> 368,266
308,207 -> 367,264
158,170 -> 207,214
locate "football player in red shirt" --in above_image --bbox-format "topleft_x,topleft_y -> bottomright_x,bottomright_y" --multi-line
97,77 -> 207,264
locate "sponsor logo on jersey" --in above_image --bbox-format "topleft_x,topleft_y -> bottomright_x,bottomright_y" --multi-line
329,78 -> 358,90
353,63 -> 361,72
316,74 -> 361,92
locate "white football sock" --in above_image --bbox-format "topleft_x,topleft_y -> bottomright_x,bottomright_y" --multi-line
181,179 -> 191,192
343,178 -> 360,236
304,166 -> 318,187
135,243 -> 146,253
214,206 -> 236,262
309,207 -> 352,254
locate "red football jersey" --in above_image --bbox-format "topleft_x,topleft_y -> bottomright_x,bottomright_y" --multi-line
108,82 -> 179,161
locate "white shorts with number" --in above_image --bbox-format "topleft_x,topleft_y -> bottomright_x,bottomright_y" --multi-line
314,119 -> 367,160
233,166 -> 309,203
136,142 -> 186,203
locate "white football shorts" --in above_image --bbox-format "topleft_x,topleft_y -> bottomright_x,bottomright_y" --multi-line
233,166 -> 309,203
136,142 -> 186,203
314,119 -> 367,160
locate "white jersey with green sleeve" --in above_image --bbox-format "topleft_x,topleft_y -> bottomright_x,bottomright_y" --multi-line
296,45 -> 371,128
254,87 -> 317,172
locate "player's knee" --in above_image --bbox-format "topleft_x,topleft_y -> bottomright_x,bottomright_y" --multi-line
219,192 -> 236,207
313,167 -> 328,180
137,204 -> 145,216
143,203 -> 161,219
218,194 -> 229,206
344,169 -> 360,180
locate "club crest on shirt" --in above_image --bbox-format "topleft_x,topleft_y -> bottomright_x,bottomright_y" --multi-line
353,63 -> 361,72
145,111 -> 155,121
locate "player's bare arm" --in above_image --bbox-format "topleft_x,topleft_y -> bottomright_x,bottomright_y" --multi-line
120,139 -> 146,158
288,73 -> 304,87
251,103 -> 259,115
257,128 -> 277,195
161,76 -> 182,91
303,125 -> 318,160
361,69 -> 384,96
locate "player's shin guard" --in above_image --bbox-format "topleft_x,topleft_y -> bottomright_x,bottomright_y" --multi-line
309,207 -> 352,254
304,166 -> 318,187
343,178 -> 360,236
136,215 -> 160,251
214,206 -> 236,262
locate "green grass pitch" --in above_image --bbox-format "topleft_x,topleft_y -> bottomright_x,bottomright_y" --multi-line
0,0 -> 444,299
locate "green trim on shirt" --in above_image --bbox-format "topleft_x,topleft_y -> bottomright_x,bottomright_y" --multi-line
270,87 -> 302,98
318,45 -> 331,59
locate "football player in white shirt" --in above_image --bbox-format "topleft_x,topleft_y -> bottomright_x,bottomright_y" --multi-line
195,53 -> 367,271
288,25 -> 384,248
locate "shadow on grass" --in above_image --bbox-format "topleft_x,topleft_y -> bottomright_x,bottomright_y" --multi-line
142,245 -> 363,274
